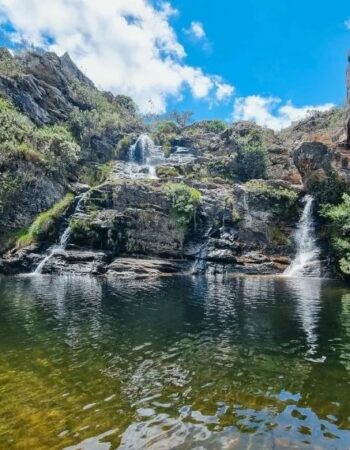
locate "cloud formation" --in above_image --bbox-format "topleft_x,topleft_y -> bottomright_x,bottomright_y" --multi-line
233,95 -> 334,131
186,21 -> 206,40
0,0 -> 234,113
345,19 -> 350,30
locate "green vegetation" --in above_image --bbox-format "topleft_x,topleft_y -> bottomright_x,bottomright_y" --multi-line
156,166 -> 180,179
268,225 -> 292,247
0,98 -> 80,173
70,217 -> 94,235
325,108 -> 346,131
116,136 -> 132,160
0,49 -> 23,77
194,120 -> 227,134
0,99 -> 80,214
308,172 -> 346,205
234,145 -> 268,181
68,82 -> 141,160
320,193 -> 350,275
15,193 -> 74,248
152,121 -> 180,156
246,180 -> 299,218
165,182 -> 202,231
79,162 -> 114,187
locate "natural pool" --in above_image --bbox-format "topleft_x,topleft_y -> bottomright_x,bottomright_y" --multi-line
0,275 -> 349,449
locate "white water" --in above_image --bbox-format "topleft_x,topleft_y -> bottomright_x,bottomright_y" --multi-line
33,191 -> 89,274
128,134 -> 164,178
284,195 -> 321,278
117,134 -> 195,181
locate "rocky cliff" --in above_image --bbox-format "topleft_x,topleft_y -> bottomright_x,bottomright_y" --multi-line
0,48 -> 349,279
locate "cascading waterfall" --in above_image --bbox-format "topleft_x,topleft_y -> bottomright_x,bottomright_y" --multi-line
284,195 -> 321,278
128,134 -> 165,178
33,191 -> 89,274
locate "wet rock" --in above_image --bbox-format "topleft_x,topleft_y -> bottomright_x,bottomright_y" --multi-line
107,258 -> 187,278
41,250 -> 108,275
0,244 -> 42,274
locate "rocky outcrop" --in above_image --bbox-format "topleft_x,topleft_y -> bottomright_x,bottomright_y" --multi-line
0,51 -> 72,124
0,161 -> 67,234
0,50 -> 99,125
69,181 -> 185,258
294,141 -> 350,190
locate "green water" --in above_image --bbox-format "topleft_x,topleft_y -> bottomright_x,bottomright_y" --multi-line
0,275 -> 350,449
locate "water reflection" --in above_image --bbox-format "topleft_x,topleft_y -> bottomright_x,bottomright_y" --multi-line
0,275 -> 349,449
285,277 -> 322,359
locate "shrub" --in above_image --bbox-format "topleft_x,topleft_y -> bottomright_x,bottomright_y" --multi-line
16,193 -> 74,247
308,172 -> 346,205
116,136 -> 132,160
245,180 -> 299,219
165,182 -> 202,231
152,121 -> 181,156
201,120 -> 227,133
0,49 -> 24,77
156,166 -> 180,178
234,145 -> 268,181
320,193 -> 350,275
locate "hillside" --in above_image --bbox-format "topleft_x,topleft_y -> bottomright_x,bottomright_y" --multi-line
0,48 -> 349,278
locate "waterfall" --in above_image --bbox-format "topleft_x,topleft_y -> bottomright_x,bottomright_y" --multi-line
129,134 -> 154,163
128,134 -> 165,178
284,195 -> 321,278
33,191 -> 89,274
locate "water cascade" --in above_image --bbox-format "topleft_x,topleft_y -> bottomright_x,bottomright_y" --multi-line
33,191 -> 89,274
128,134 -> 164,177
284,195 -> 321,278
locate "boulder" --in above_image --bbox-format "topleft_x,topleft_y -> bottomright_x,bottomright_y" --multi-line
40,250 -> 108,275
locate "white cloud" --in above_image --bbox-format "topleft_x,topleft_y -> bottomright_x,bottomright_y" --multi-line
215,80 -> 235,102
0,0 -> 234,113
345,19 -> 350,30
232,95 -> 334,131
186,21 -> 206,40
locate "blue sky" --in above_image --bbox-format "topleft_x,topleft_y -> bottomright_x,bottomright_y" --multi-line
0,0 -> 349,128
168,0 -> 350,120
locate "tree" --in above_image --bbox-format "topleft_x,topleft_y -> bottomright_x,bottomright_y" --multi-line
167,109 -> 194,128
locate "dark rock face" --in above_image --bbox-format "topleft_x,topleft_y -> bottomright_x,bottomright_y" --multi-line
66,178 -> 297,276
0,73 -> 71,124
0,51 -> 92,125
0,161 -> 66,233
294,141 -> 350,188
69,181 -> 184,258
